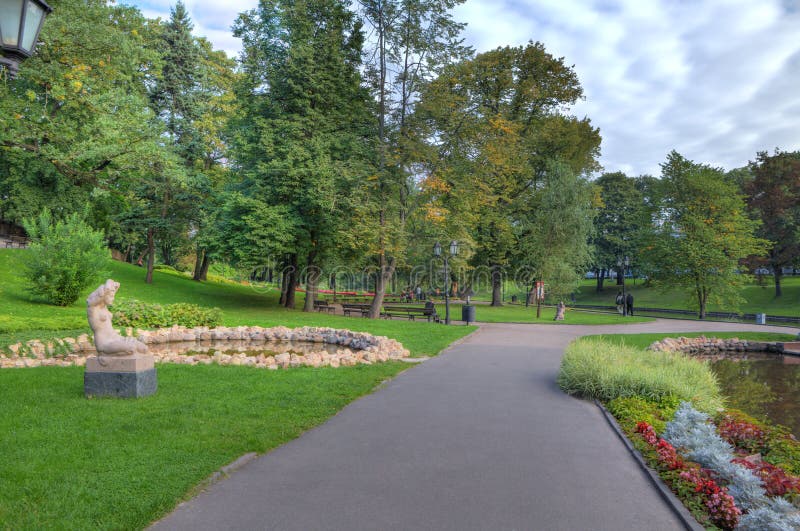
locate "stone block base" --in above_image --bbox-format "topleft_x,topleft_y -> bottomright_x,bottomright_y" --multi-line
84,367 -> 157,398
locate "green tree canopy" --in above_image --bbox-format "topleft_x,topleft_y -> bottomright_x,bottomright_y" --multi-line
644,151 -> 768,318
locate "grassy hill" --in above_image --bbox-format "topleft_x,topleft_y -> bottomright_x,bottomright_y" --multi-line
572,277 -> 800,316
0,250 -> 472,356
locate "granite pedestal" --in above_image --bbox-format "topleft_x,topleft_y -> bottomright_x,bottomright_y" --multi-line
84,354 -> 158,398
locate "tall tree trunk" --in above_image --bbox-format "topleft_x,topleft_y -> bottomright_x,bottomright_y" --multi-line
192,249 -> 205,281
774,268 -> 783,297
490,264 -> 503,306
145,228 -> 155,284
284,253 -> 298,309
596,268 -> 605,292
279,266 -> 289,306
303,251 -> 319,313
198,253 -> 210,281
368,255 -> 395,319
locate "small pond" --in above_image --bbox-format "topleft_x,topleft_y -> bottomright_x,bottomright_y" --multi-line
711,354 -> 800,437
147,340 -> 345,357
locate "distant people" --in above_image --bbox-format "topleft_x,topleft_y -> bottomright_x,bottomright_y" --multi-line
626,293 -> 634,316
615,291 -> 624,314
554,300 -> 566,321
415,285 -> 422,301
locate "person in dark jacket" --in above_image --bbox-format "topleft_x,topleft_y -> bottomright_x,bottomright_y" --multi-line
625,292 -> 634,316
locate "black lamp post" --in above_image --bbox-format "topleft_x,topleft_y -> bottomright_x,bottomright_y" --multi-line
434,240 -> 458,325
617,255 -> 629,316
0,0 -> 52,79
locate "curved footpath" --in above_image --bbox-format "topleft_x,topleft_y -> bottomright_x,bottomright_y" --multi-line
151,319 -> 797,531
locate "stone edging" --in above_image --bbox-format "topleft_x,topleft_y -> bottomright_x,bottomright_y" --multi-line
647,336 -> 780,355
594,400 -> 704,531
0,326 -> 410,369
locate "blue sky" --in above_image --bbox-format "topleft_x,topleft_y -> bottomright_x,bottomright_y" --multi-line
120,0 -> 800,177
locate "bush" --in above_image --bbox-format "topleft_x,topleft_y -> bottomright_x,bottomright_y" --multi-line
22,210 -> 109,306
110,300 -> 222,329
557,338 -> 723,413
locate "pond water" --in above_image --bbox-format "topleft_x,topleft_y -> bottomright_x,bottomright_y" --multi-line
711,354 -> 800,437
147,340 -> 345,357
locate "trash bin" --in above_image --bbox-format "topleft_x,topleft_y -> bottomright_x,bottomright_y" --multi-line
756,313 -> 766,325
462,305 -> 476,324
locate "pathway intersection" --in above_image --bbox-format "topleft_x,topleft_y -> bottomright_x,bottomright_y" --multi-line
152,319 -> 796,530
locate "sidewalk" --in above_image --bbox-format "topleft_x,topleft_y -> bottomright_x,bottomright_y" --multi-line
151,320 -> 795,530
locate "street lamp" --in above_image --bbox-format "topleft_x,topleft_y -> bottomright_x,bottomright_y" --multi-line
0,0 -> 52,79
434,240 -> 458,324
617,255 -> 629,316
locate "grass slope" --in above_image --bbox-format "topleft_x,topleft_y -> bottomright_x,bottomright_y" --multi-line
573,278 -> 800,316
0,250 -> 473,356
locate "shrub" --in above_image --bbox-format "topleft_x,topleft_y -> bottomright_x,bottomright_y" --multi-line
557,338 -> 724,412
111,300 -> 222,329
22,210 -> 109,306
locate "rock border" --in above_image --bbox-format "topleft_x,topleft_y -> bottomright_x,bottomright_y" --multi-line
0,326 -> 410,369
647,336 -> 782,357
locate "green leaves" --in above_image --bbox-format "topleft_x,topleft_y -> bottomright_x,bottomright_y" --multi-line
645,151 -> 770,317
22,209 -> 110,306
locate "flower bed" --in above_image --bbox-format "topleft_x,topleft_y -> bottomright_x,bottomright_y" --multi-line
612,398 -> 800,530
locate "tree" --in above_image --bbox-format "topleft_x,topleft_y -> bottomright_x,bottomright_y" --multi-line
354,0 -> 471,317
413,42 -> 601,305
645,152 -> 768,319
515,162 -> 594,308
591,172 -> 649,292
232,0 -> 374,310
745,150 -> 800,297
0,0 -> 164,229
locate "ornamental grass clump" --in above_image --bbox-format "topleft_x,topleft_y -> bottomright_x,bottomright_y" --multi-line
557,338 -> 723,413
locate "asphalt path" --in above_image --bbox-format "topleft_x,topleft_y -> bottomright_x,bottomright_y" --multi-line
151,319 -> 797,531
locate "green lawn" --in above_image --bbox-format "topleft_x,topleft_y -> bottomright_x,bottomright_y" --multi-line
0,363 -> 407,530
582,331 -> 797,350
0,248 -> 477,529
572,277 -> 800,316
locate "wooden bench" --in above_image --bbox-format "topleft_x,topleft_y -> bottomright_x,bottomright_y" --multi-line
313,300 -> 335,313
381,305 -> 440,323
342,303 -> 371,317
5,235 -> 28,248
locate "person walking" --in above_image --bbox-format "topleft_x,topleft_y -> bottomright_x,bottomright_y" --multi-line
626,292 -> 634,316
615,291 -> 624,315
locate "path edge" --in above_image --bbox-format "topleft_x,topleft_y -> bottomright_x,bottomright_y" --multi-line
594,400 -> 704,531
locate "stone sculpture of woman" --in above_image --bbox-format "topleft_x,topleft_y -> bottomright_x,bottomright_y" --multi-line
86,279 -> 147,356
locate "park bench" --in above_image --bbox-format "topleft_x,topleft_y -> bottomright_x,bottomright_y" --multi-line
342,303 -> 371,317
5,235 -> 28,248
381,305 -> 440,323
313,299 -> 335,313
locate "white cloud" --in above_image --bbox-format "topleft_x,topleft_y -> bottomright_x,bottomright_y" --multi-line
120,0 -> 800,176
